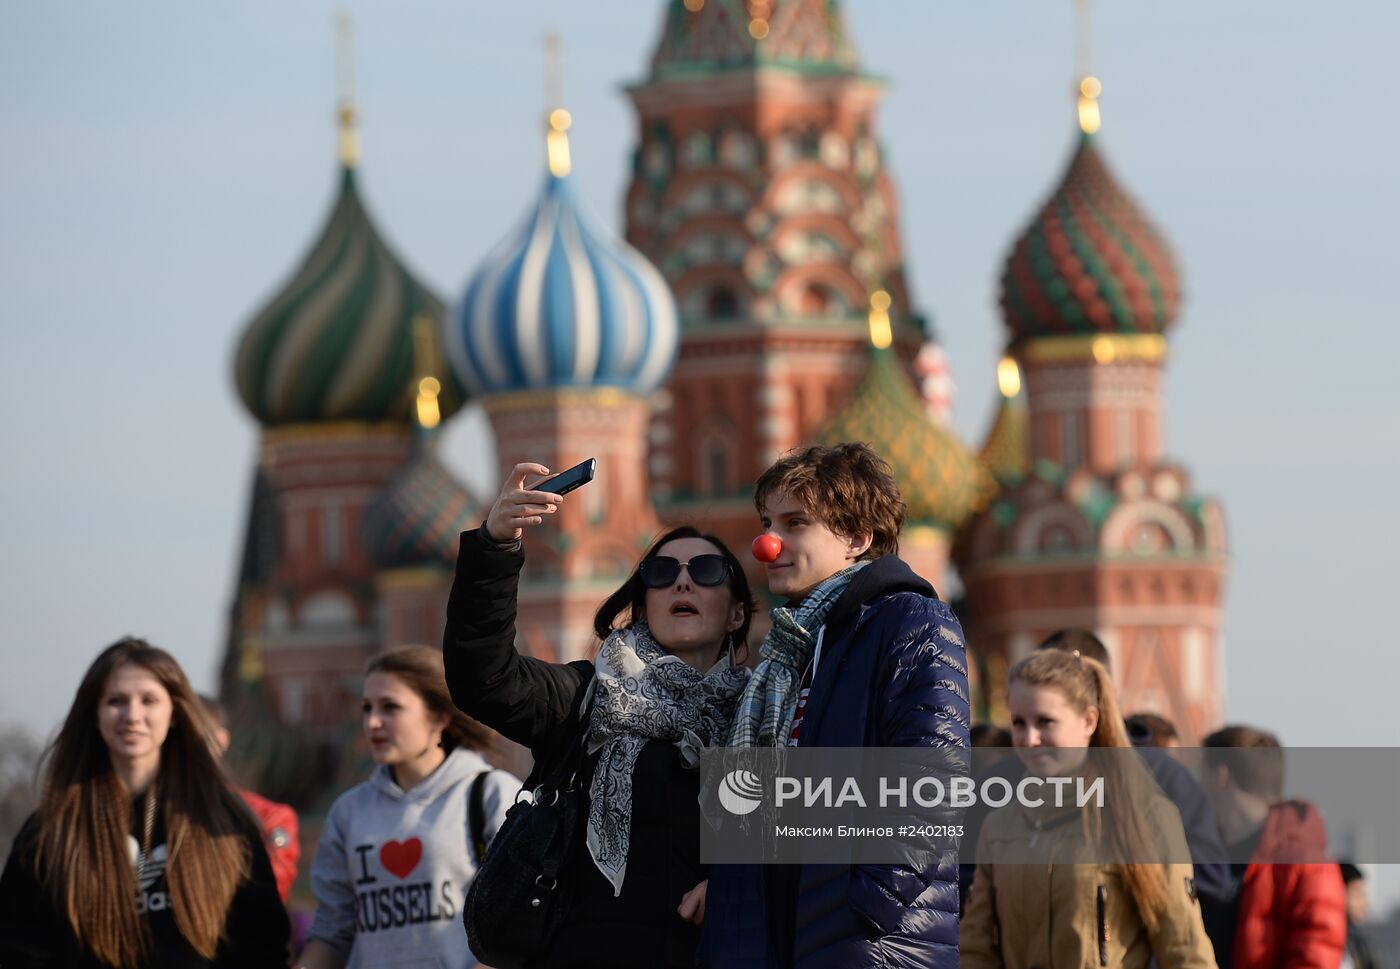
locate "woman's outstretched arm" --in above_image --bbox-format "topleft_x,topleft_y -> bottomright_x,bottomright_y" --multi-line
443,463 -> 591,750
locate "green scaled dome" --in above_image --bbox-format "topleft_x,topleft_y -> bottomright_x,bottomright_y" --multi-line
1000,132 -> 1181,345
360,440 -> 480,571
819,348 -> 994,532
234,167 -> 466,426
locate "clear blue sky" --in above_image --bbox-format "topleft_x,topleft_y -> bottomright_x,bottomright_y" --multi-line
3,0 -> 1398,900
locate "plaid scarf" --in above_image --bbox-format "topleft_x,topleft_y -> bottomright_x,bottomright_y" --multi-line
726,561 -> 867,748
583,622 -> 749,896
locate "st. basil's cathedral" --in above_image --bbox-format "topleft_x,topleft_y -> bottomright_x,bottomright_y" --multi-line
220,0 -> 1226,796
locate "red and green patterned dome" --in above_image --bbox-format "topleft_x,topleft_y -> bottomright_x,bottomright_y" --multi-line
819,347 -> 994,532
361,439 -> 480,570
1000,131 -> 1181,345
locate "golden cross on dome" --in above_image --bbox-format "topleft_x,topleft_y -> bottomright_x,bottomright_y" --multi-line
1073,0 -> 1102,134
542,33 -> 572,177
335,11 -> 359,165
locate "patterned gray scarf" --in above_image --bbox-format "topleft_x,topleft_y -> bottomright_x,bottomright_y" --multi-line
583,621 -> 750,896
726,561 -> 867,748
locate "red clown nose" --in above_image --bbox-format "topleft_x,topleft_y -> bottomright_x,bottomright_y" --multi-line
751,533 -> 783,563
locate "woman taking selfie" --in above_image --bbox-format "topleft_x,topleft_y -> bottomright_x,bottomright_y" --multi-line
444,462 -> 753,969
960,648 -> 1215,969
296,645 -> 521,969
0,637 -> 289,968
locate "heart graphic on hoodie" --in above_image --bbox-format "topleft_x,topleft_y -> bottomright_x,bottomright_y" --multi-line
379,838 -> 422,879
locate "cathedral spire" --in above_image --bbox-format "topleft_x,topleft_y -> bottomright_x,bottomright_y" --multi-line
335,12 -> 359,167
542,33 -> 572,177
1073,0 -> 1102,134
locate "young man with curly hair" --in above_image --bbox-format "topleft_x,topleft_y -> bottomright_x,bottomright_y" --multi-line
699,442 -> 970,969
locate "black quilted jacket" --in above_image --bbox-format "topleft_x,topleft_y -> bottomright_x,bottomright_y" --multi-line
443,525 -> 704,969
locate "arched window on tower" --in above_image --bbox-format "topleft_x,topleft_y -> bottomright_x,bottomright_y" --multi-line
697,417 -> 736,497
800,285 -> 830,316
708,445 -> 729,497
706,286 -> 740,320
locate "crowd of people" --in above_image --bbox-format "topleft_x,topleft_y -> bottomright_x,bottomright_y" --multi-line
0,442 -> 1386,968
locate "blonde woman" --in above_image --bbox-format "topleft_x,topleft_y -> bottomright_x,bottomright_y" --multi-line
960,649 -> 1216,969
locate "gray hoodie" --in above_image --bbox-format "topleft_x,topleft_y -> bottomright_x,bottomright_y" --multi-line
308,747 -> 521,969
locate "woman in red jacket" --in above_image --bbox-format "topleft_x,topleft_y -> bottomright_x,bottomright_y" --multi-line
1200,726 -> 1347,969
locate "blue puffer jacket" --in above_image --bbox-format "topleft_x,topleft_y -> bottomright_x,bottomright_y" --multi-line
700,556 -> 971,969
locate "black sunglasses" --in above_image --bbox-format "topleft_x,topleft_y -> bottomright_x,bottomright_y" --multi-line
638,554 -> 730,589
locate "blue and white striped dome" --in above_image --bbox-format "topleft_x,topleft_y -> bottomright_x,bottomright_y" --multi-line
448,163 -> 679,396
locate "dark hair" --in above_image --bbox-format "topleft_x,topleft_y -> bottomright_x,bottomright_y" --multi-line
1126,712 -> 1179,747
365,645 -> 495,754
33,638 -> 258,968
1038,628 -> 1111,671
970,723 -> 1011,749
1339,862 -> 1364,885
754,443 -> 907,559
593,525 -> 755,662
1202,724 -> 1284,800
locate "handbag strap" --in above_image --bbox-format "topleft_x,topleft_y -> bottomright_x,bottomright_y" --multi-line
533,692 -> 594,795
468,769 -> 492,865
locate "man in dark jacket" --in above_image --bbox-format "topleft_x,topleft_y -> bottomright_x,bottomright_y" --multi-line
699,443 -> 971,969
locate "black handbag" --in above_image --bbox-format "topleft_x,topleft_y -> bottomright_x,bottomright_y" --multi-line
464,708 -> 590,969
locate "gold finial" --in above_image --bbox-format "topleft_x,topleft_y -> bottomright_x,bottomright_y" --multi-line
996,356 -> 1023,398
1072,0 -> 1101,134
1077,75 -> 1102,134
542,33 -> 572,177
747,0 -> 770,38
335,11 -> 359,166
411,314 -> 442,430
868,290 -> 893,349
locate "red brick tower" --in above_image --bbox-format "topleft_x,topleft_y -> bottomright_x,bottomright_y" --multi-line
957,79 -> 1228,741
625,0 -> 953,557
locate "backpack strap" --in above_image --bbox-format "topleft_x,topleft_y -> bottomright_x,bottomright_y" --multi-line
468,770 -> 492,865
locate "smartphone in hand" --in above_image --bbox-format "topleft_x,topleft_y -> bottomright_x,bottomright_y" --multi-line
535,458 -> 596,496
